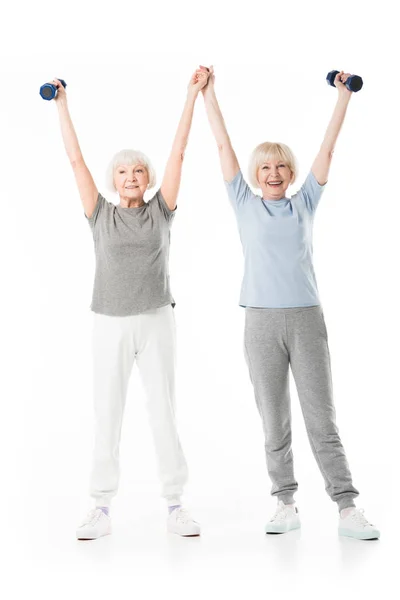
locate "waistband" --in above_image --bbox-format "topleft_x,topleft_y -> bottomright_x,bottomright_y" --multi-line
245,304 -> 321,314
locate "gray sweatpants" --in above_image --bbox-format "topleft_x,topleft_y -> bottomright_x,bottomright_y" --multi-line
243,305 -> 359,512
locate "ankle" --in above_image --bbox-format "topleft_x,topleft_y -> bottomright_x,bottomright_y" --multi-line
97,506 -> 110,516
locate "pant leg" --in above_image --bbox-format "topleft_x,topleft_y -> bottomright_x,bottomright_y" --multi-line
89,313 -> 136,506
244,307 -> 298,504
135,305 -> 188,506
287,306 -> 359,511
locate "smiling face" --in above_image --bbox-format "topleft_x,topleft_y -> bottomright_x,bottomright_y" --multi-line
257,159 -> 294,200
113,163 -> 149,205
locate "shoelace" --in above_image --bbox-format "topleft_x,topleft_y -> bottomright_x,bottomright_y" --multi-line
350,509 -> 372,527
174,508 -> 191,525
81,509 -> 103,527
270,505 -> 293,523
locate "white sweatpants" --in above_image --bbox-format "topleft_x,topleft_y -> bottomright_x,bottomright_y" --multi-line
89,304 -> 188,507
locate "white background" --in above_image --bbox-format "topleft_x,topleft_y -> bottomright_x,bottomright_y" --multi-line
1,0 -> 398,598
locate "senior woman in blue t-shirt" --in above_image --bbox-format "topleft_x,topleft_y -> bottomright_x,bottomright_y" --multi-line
50,68 -> 209,540
200,66 -> 379,540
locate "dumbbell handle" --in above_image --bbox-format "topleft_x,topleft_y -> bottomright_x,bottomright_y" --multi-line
326,70 -> 363,93
39,79 -> 67,101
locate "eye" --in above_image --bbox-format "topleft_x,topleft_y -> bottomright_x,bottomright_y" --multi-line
262,166 -> 269,170
278,164 -> 286,168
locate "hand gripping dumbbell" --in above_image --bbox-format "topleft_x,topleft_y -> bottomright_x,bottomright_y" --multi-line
326,71 -> 363,92
39,79 -> 67,100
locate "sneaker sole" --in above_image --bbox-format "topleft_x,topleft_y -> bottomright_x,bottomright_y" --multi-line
76,530 -> 112,540
179,534 -> 201,537
265,522 -> 301,534
338,528 -> 380,540
167,529 -> 201,537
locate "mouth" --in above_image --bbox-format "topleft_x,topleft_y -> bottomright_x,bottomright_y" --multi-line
267,181 -> 282,187
125,185 -> 139,189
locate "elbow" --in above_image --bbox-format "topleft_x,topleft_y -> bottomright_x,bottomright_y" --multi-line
70,155 -> 84,169
321,144 -> 334,160
173,142 -> 186,163
173,149 -> 185,163
217,137 -> 232,154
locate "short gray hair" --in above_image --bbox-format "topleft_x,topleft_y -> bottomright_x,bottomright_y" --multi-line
105,149 -> 156,193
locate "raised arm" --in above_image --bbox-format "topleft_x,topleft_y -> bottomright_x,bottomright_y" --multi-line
160,68 -> 209,211
200,66 -> 240,183
52,79 -> 98,218
311,71 -> 353,185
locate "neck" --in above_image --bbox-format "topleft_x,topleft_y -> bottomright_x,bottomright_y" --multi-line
119,194 -> 145,208
262,194 -> 286,201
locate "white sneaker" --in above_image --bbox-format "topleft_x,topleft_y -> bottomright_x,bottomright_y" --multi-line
338,508 -> 380,540
265,500 -> 301,534
167,507 -> 201,537
76,508 -> 112,540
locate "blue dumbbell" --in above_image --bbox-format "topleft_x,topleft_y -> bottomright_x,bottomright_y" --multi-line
40,79 -> 67,100
326,71 -> 363,92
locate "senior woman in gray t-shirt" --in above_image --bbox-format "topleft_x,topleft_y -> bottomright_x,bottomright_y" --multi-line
200,66 -> 379,540
50,68 -> 208,540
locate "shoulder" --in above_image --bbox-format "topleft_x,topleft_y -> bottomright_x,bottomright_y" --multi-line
85,192 -> 113,224
291,171 -> 327,212
224,169 -> 257,211
148,188 -> 177,222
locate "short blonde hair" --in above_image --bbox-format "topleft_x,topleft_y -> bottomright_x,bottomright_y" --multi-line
248,142 -> 298,189
105,149 -> 156,193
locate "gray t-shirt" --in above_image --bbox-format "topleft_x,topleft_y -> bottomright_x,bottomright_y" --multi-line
85,189 -> 176,316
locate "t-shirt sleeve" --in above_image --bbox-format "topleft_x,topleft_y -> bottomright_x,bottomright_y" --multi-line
149,188 -> 177,224
295,171 -> 327,213
224,170 -> 253,213
84,192 -> 107,232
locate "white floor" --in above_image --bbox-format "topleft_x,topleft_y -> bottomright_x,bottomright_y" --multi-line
6,485 -> 391,600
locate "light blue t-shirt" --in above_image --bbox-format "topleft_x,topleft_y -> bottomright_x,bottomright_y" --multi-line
224,170 -> 326,308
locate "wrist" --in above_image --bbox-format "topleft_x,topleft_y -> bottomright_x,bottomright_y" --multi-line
186,89 -> 198,102
202,84 -> 215,100
337,90 -> 352,103
56,97 -> 68,110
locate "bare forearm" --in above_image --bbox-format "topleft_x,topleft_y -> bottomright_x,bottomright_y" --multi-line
170,91 -> 198,157
56,99 -> 83,164
320,94 -> 351,154
203,86 -> 232,149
